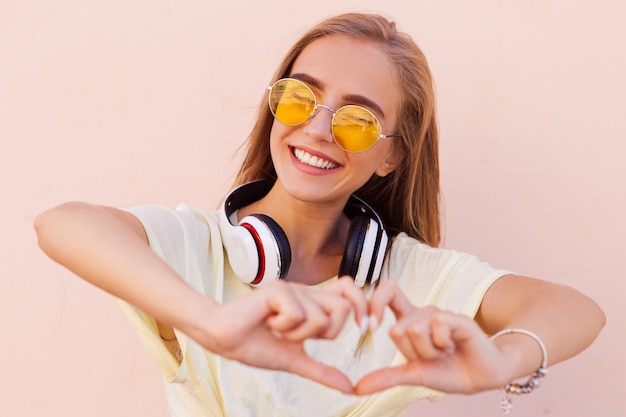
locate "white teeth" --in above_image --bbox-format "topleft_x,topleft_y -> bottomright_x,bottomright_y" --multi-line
293,148 -> 338,169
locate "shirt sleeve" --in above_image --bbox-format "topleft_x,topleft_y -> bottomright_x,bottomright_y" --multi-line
387,233 -> 513,318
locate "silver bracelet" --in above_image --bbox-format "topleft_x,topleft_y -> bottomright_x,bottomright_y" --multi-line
491,328 -> 548,414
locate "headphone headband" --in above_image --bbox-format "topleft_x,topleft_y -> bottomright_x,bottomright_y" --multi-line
223,180 -> 274,220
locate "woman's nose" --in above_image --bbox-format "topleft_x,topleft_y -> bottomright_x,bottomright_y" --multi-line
302,104 -> 335,143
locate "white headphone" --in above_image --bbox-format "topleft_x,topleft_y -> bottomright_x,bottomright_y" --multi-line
218,179 -> 389,287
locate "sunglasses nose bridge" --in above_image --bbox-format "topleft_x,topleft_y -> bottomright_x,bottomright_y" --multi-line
307,103 -> 336,127
301,103 -> 335,141
315,103 -> 335,115
310,104 -> 336,130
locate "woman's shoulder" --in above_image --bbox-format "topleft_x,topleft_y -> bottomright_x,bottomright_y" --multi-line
126,203 -> 219,226
389,232 -> 502,271
390,232 -> 455,257
387,233 -> 454,280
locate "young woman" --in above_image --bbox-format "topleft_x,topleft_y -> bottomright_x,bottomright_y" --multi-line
35,13 -> 605,417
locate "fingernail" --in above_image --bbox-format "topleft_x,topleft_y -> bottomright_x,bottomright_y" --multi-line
359,316 -> 370,335
369,315 -> 379,332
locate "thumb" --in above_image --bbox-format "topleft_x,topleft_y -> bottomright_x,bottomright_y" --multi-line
354,364 -> 421,395
286,351 -> 354,394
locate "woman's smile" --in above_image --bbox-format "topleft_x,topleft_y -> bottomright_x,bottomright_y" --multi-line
291,146 -> 340,170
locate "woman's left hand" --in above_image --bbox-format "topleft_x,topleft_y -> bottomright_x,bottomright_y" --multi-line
354,280 -> 514,395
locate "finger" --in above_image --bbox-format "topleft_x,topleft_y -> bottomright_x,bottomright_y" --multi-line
354,363 -> 422,395
389,328 -> 420,361
368,280 -> 414,328
390,315 -> 431,361
308,291 -> 352,339
392,308 -> 451,361
269,287 -> 332,341
426,310 -> 479,349
278,278 -> 366,340
261,282 -> 307,332
330,276 -> 369,328
430,313 -> 455,353
285,350 -> 354,394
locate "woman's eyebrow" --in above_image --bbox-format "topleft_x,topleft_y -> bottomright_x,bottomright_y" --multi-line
290,73 -> 324,90
289,72 -> 386,119
343,94 -> 385,119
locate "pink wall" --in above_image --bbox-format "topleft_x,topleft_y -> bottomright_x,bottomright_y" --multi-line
2,1 -> 623,416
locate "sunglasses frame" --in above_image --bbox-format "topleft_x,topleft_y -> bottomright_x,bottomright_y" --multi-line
268,78 -> 401,153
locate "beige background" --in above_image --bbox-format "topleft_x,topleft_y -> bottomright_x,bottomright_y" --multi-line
2,1 -> 624,416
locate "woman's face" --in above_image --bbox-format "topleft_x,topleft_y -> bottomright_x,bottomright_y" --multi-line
269,35 -> 400,207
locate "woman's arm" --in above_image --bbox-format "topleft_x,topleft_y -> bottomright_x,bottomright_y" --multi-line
35,202 -> 367,393
475,274 -> 606,380
35,202 -> 208,329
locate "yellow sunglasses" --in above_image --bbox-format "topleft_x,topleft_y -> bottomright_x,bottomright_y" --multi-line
268,78 -> 400,153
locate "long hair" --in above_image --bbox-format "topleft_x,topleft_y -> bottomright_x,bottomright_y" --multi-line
234,13 -> 441,247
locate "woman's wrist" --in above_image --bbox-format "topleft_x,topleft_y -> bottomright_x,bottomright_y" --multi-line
491,329 -> 548,414
171,291 -> 221,346
491,329 -> 545,381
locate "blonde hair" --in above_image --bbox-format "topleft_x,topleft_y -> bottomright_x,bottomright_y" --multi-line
234,13 -> 441,247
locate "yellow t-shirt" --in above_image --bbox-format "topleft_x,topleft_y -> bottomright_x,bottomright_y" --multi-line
120,204 -> 510,417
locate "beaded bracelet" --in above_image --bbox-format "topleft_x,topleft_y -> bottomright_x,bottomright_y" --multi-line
491,328 -> 548,414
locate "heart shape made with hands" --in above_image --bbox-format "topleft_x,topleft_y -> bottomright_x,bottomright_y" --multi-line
243,278 -> 502,396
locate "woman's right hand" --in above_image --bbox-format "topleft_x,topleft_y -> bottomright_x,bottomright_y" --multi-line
186,277 -> 368,394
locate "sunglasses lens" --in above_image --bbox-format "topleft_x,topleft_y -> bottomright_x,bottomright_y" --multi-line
269,79 -> 316,126
332,107 -> 381,152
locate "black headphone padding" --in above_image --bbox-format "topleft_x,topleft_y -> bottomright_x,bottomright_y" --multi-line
338,215 -> 369,279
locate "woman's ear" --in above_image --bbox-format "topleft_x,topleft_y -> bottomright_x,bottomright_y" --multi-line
374,147 -> 401,177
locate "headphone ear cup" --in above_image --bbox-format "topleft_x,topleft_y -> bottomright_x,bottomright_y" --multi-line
340,214 -> 388,287
239,214 -> 291,285
339,215 -> 369,284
